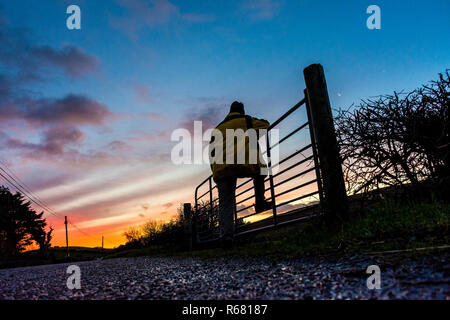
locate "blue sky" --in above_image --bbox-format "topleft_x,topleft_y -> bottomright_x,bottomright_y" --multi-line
0,0 -> 449,247
4,1 -> 449,112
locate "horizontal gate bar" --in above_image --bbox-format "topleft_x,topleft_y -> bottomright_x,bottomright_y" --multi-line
267,178 -> 317,201
234,144 -> 313,197
268,98 -> 306,130
266,121 -> 309,152
235,165 -> 316,206
235,211 -> 319,236
275,190 -> 319,208
193,92 -> 324,244
236,178 -> 317,214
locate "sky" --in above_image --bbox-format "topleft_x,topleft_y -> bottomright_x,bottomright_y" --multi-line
0,0 -> 449,248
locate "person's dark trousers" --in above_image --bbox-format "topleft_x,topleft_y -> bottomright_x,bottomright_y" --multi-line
216,175 -> 267,239
216,177 -> 237,240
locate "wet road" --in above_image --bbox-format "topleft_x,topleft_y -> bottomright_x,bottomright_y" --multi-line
0,252 -> 449,300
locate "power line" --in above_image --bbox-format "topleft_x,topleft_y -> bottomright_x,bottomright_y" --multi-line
0,171 -> 60,218
0,161 -> 99,242
68,218 -> 107,248
0,164 -> 60,217
68,219 -> 98,241
1,159 -> 61,214
0,158 -> 59,215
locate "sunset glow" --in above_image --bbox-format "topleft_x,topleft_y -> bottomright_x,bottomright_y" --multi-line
1,0 -> 449,249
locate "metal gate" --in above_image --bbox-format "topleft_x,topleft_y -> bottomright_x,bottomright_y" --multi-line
192,64 -> 347,244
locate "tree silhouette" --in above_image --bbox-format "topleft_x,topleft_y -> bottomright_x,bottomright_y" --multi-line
0,186 -> 53,258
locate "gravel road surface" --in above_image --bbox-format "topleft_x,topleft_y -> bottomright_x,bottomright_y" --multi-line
1,252 -> 449,300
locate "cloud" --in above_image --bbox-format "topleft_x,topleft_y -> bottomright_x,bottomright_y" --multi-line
240,0 -> 282,21
106,140 -> 132,152
0,93 -> 113,136
0,130 -> 8,145
30,45 -> 99,78
6,125 -> 85,156
0,16 -> 122,173
0,74 -> 12,100
110,0 -> 178,39
51,165 -> 192,213
110,0 -> 214,39
0,74 -> 17,121
23,94 -> 113,126
0,18 -> 110,129
119,0 -> 178,24
174,96 -> 230,134
181,106 -> 223,131
163,202 -> 173,208
1,93 -> 120,166
0,19 -> 98,81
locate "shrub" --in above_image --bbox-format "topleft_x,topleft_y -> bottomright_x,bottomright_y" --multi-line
336,71 -> 450,195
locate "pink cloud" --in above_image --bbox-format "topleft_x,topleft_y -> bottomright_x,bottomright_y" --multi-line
1,94 -> 114,129
177,105 -> 225,133
106,140 -> 132,152
6,126 -> 85,157
25,94 -> 113,127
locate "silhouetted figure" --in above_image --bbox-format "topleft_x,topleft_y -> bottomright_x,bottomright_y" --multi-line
210,101 -> 272,248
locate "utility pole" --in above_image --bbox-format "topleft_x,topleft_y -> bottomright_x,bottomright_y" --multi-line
64,216 -> 70,258
101,235 -> 104,251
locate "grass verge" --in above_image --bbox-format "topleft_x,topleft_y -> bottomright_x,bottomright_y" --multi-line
105,198 -> 450,260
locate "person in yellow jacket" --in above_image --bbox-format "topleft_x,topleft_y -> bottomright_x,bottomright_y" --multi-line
210,101 -> 273,247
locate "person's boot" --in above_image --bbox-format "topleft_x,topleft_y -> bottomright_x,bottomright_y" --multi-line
255,200 -> 273,213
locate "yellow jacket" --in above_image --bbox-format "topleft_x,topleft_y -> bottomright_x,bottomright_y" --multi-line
210,112 -> 270,182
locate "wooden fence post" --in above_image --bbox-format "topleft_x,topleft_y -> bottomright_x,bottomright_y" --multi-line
183,203 -> 193,251
303,64 -> 348,223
